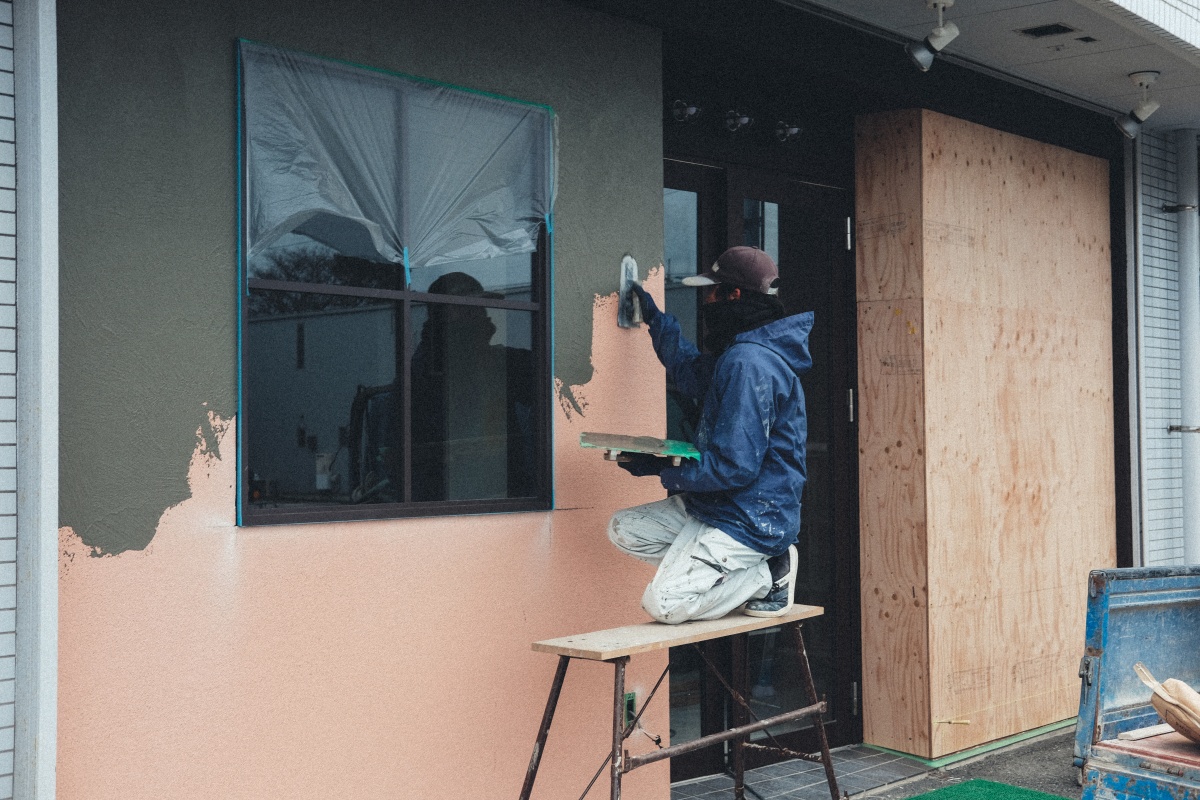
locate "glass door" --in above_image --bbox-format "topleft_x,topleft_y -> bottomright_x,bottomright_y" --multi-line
662,160 -> 728,780
664,159 -> 861,781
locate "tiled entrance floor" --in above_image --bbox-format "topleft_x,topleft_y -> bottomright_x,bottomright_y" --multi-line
670,746 -> 928,799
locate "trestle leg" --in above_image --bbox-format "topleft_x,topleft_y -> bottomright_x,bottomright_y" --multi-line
519,655 -> 571,800
732,633 -> 749,800
788,623 -> 840,800
611,656 -> 629,800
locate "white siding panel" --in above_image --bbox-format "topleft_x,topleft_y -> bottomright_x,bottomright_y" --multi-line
1139,131 -> 1186,565
0,6 -> 11,795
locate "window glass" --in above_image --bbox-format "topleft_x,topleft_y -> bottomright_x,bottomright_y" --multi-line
663,188 -> 700,442
410,253 -> 533,300
409,300 -> 537,502
663,189 -> 698,283
742,199 -> 779,263
663,188 -> 700,341
238,42 -> 552,524
244,289 -> 400,505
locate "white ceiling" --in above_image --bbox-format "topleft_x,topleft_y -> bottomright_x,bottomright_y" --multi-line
786,0 -> 1200,130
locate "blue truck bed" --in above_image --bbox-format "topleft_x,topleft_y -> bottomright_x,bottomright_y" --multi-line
1075,566 -> 1200,799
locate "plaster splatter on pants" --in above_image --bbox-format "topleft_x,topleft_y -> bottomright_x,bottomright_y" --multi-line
608,495 -> 771,624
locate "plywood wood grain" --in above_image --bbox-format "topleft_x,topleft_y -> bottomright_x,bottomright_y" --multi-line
856,110 -> 925,304
858,297 -> 930,755
856,109 -> 1116,759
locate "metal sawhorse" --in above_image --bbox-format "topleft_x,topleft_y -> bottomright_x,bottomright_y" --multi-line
519,605 -> 840,800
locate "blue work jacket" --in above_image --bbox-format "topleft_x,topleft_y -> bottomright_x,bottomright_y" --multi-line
650,309 -> 813,557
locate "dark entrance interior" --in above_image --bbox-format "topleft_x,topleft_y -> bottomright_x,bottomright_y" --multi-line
662,158 -> 859,780
573,0 -> 1133,782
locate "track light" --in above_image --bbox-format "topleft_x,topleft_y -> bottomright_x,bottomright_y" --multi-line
775,122 -> 802,143
906,0 -> 959,73
1114,71 -> 1161,139
671,99 -> 700,123
725,110 -> 753,132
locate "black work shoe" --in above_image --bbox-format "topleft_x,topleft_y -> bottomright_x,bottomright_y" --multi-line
744,544 -> 798,618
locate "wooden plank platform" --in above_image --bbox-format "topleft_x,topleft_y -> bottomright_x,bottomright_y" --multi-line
532,605 -> 823,661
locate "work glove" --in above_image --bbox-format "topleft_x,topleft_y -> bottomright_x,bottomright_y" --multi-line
616,452 -> 668,477
630,284 -> 659,325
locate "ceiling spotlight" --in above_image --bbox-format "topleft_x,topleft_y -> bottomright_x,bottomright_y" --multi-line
672,99 -> 700,123
725,110 -> 753,132
1114,71 -> 1161,139
906,0 -> 960,73
776,122 -> 802,143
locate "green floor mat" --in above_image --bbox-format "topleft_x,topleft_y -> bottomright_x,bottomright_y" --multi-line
909,780 -> 1065,800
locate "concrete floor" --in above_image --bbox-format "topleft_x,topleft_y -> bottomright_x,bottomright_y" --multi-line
671,728 -> 1082,800
862,729 -> 1082,799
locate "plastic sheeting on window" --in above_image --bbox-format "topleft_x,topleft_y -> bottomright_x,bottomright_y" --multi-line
239,41 -> 555,279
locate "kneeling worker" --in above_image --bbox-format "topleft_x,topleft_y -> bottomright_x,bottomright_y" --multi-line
608,246 -> 812,625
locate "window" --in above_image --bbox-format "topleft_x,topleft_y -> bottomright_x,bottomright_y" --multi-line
238,42 -> 554,525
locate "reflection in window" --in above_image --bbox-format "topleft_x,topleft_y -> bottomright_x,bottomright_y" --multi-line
663,188 -> 700,340
238,42 -> 553,524
410,291 -> 536,503
245,286 -> 401,505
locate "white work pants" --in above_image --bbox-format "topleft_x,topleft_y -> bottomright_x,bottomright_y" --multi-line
607,495 -> 772,625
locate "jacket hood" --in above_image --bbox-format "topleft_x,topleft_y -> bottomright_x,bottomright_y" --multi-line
734,311 -> 814,377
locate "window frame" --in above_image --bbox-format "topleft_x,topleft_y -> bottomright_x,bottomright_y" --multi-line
236,44 -> 554,526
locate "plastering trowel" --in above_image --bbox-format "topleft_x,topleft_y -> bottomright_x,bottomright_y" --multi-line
617,254 -> 643,328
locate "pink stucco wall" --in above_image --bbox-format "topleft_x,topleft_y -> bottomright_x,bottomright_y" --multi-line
59,277 -> 673,799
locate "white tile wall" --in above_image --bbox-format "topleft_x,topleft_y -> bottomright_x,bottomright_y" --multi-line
0,3 -> 12,795
1139,131 -> 1186,565
1101,1 -> 1200,52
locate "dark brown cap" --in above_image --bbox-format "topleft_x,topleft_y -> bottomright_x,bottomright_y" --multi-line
682,246 -> 779,295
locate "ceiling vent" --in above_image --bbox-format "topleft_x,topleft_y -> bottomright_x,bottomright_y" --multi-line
1018,23 -> 1077,38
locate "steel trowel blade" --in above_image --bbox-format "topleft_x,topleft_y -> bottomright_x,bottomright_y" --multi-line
617,255 -> 642,328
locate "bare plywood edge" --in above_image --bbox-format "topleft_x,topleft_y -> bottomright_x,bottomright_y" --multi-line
532,605 -> 823,661
855,109 -> 924,304
858,298 -> 931,756
857,109 -> 933,757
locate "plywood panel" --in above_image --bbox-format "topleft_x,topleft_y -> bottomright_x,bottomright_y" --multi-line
926,587 -> 1086,752
857,109 -> 932,755
920,111 -> 1115,757
858,298 -> 930,755
920,111 -> 1112,317
856,109 -> 925,304
856,109 -> 1116,759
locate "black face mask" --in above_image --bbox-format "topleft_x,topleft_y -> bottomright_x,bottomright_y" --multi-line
701,293 -> 785,354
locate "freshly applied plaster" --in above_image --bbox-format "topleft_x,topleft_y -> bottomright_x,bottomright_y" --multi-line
59,277 -> 676,800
